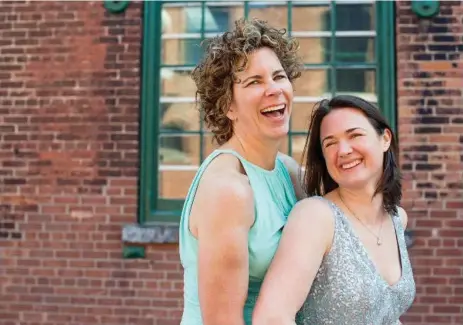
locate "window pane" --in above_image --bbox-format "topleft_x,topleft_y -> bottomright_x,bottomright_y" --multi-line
204,2 -> 245,34
158,134 -> 201,199
160,68 -> 196,98
290,134 -> 307,166
162,2 -> 244,65
292,3 -> 330,32
202,133 -> 219,159
335,37 -> 375,63
162,38 -> 203,65
248,3 -> 288,30
162,2 -> 202,34
293,69 -> 331,98
298,38 -> 329,64
160,102 -> 200,132
159,169 -> 196,199
335,68 -> 376,100
278,135 -> 290,156
159,134 -> 200,165
291,102 -> 316,132
335,3 -> 375,31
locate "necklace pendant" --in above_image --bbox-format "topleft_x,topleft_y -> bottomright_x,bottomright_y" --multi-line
377,238 -> 382,246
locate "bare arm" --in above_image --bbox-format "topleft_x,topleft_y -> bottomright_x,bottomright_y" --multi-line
278,153 -> 306,200
252,198 -> 334,325
194,172 -> 254,325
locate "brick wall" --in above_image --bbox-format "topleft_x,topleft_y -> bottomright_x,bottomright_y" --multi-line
0,1 -> 462,325
0,1 -> 182,324
397,1 -> 463,324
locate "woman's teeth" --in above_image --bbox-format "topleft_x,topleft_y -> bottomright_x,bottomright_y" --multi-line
261,104 -> 285,117
261,104 -> 285,113
341,159 -> 362,169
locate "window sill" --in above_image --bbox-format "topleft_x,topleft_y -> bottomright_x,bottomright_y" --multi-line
122,222 -> 179,259
123,222 -> 179,244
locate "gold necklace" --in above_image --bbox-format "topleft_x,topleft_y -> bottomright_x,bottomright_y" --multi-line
338,192 -> 384,246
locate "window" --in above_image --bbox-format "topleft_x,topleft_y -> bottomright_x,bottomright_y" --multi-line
139,1 -> 396,224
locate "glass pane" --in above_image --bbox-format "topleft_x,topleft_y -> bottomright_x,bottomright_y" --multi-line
291,102 -> 317,132
298,37 -> 329,64
202,133 -> 219,159
162,2 -> 244,66
293,69 -> 330,98
292,3 -> 331,32
162,2 -> 202,34
160,68 -> 196,98
335,37 -> 375,63
290,134 -> 308,167
159,169 -> 196,199
159,134 -> 200,166
248,4 -> 288,30
335,69 -> 376,100
335,3 -> 375,31
162,38 -> 202,66
205,2 -> 245,34
160,102 -> 200,132
158,133 -> 201,199
278,135 -> 290,155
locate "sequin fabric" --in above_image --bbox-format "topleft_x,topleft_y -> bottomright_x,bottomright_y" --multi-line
296,197 -> 416,325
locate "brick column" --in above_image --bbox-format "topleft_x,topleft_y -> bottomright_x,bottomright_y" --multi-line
396,2 -> 463,324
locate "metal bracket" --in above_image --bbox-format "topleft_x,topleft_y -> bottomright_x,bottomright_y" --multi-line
104,1 -> 130,14
123,245 -> 146,259
411,0 -> 440,18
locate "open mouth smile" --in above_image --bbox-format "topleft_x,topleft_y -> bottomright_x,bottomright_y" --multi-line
261,104 -> 286,118
340,159 -> 362,170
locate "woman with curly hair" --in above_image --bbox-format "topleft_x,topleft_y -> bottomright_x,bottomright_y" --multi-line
179,18 -> 304,325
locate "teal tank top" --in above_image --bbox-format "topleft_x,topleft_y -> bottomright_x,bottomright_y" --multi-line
179,149 -> 297,325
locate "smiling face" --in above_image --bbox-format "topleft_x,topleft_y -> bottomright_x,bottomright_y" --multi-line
320,107 -> 392,190
227,47 -> 294,143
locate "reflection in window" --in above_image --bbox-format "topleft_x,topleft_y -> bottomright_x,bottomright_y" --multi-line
325,4 -> 373,94
185,7 -> 230,64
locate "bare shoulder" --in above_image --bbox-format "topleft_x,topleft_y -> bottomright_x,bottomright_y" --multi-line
289,197 -> 334,225
192,154 -> 255,231
277,152 -> 306,200
283,196 -> 335,255
200,154 -> 251,198
397,206 -> 408,229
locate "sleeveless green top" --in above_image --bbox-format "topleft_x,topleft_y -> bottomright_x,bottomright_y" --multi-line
179,149 -> 297,325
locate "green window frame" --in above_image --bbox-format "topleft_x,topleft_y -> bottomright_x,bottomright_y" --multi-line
139,1 -> 397,225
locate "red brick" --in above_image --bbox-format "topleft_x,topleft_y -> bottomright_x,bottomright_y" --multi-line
400,6 -> 463,322
0,2 -> 461,325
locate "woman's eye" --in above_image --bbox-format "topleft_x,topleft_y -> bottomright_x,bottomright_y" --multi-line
275,75 -> 286,80
246,80 -> 258,86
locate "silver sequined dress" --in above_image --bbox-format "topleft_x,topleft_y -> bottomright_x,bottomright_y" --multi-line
296,197 -> 416,325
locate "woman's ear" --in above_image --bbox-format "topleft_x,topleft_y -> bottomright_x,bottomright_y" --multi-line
226,102 -> 237,121
382,128 -> 392,152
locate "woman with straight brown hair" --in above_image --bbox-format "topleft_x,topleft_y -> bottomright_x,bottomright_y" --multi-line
253,95 -> 416,325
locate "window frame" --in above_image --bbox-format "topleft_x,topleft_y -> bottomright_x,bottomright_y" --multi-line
138,0 -> 397,225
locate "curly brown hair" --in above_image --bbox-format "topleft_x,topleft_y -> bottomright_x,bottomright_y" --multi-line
191,18 -> 303,145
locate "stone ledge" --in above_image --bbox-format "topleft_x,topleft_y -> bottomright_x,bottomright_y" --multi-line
122,223 -> 179,244
122,224 -> 414,247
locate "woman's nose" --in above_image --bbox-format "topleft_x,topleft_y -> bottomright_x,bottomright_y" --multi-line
338,140 -> 353,156
265,86 -> 283,96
